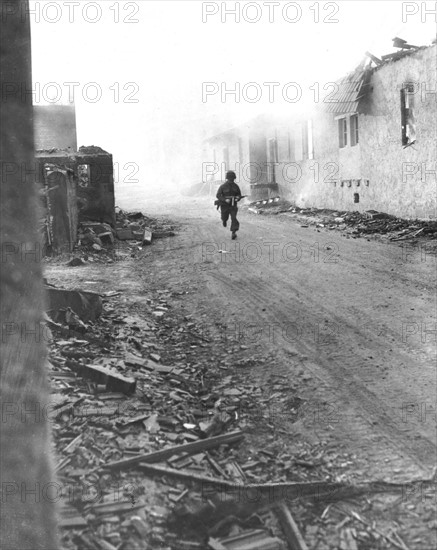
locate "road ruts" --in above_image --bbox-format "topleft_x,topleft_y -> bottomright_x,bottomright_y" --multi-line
141,203 -> 436,482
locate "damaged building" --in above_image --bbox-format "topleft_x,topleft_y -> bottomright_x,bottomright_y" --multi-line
34,105 -> 116,253
37,146 -> 116,254
203,40 -> 437,219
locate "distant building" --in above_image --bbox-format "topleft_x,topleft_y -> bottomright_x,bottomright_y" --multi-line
203,115 -> 279,200
34,104 -> 77,151
203,42 -> 437,219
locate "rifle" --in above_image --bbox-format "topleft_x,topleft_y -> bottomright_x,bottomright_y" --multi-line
214,195 -> 247,209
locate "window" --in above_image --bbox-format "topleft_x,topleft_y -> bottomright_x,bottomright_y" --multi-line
307,120 -> 314,160
267,138 -> 278,183
78,164 -> 90,187
401,84 -> 416,146
350,114 -> 359,146
288,132 -> 294,161
295,124 -> 303,160
302,122 -> 309,159
338,118 -> 347,148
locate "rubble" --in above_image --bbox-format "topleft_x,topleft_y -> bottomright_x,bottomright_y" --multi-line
43,209 -> 179,269
244,200 -> 437,246
142,227 -> 153,245
276,502 -> 309,550
114,208 -> 176,246
103,431 -> 245,471
45,286 -> 103,322
208,530 -> 286,550
66,362 -> 137,395
44,210 -> 435,550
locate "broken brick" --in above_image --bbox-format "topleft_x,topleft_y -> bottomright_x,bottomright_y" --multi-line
66,361 -> 136,395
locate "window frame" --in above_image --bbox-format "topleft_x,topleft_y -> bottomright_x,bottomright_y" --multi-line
350,114 -> 359,147
338,117 -> 348,148
307,119 -> 314,160
267,137 -> 278,184
302,122 -> 309,159
401,84 -> 416,146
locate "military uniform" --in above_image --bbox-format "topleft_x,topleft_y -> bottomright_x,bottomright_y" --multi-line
216,176 -> 241,238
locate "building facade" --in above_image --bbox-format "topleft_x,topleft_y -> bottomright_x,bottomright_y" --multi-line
203,116 -> 279,200
203,43 -> 436,219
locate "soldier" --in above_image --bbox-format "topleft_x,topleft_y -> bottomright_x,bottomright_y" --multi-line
216,170 -> 242,240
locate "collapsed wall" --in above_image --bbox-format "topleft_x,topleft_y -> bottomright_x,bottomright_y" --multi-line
36,146 -> 115,228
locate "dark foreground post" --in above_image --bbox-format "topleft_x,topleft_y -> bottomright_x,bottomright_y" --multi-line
0,1 -> 58,548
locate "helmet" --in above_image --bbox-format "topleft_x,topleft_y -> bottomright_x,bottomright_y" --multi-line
226,170 -> 236,180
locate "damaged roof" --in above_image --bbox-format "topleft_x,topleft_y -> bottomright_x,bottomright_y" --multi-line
322,42 -> 434,116
322,64 -> 371,115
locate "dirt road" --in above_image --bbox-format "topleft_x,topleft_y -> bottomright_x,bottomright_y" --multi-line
141,197 -> 436,482
46,196 -> 436,548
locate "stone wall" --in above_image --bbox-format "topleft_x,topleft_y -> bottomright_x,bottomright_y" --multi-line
36,148 -> 115,226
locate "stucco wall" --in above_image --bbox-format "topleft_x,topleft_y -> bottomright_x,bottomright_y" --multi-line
359,46 -> 436,219
277,46 -> 436,218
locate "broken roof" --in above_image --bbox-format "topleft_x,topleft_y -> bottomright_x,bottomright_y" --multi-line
322,42 -> 435,116
322,63 -> 371,115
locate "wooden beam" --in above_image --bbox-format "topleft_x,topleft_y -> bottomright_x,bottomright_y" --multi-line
101,430 -> 244,471
276,502 -> 309,550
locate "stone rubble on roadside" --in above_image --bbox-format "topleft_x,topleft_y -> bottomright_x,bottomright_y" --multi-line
46,221 -> 430,550
244,199 -> 437,246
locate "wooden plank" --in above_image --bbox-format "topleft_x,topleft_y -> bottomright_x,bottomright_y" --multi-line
89,500 -> 145,515
102,430 -> 244,471
276,502 -> 309,550
139,464 -> 345,505
139,465 -> 413,505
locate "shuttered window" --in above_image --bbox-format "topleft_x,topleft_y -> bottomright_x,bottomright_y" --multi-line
338,118 -> 347,148
350,114 -> 359,146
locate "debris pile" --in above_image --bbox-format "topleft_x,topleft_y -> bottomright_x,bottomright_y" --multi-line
44,209 -> 435,550
45,280 -> 333,549
245,200 -> 437,244
44,279 -> 432,550
115,208 -> 176,244
79,222 -> 115,252
43,210 -> 179,266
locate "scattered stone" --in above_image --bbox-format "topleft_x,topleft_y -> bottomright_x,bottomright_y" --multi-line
66,257 -> 85,267
66,361 -> 136,395
45,286 -> 103,322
